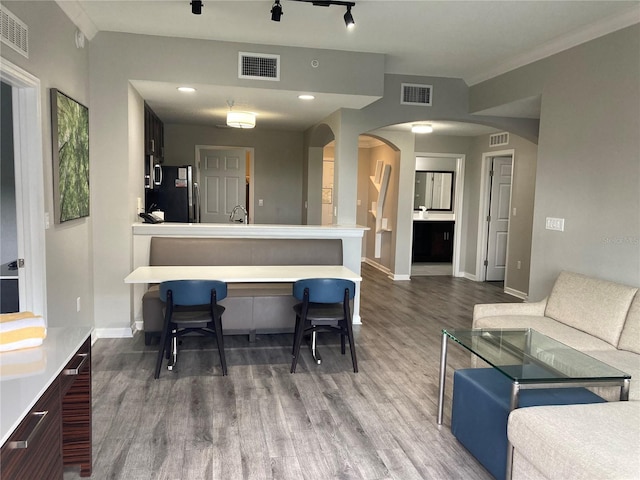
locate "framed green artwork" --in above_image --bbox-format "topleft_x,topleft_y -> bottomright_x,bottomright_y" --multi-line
51,88 -> 89,223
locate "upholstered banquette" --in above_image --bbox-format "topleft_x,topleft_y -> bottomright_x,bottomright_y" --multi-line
142,237 -> 343,345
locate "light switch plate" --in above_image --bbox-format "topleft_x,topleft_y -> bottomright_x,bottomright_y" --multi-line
545,217 -> 565,231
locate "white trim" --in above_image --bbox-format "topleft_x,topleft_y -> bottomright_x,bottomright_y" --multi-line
467,5 -> 640,85
463,272 -> 477,281
476,150 -> 515,284
504,287 -> 527,300
392,274 -> 411,281
94,327 -> 135,339
0,58 -> 47,319
413,152 -> 466,278
363,257 -> 390,275
53,0 -> 99,40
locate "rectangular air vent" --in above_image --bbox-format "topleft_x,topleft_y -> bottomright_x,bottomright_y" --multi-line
239,52 -> 280,81
489,132 -> 510,147
401,83 -> 432,106
0,6 -> 28,58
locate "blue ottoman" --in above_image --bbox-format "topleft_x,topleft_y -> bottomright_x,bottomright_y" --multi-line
451,367 -> 606,480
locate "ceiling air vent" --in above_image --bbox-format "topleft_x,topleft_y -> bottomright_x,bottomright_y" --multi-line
401,83 -> 432,106
239,52 -> 280,81
0,5 -> 28,58
489,132 -> 509,147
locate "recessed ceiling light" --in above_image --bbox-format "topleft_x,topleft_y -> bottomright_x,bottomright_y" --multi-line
177,86 -> 196,93
412,124 -> 433,134
298,94 -> 315,100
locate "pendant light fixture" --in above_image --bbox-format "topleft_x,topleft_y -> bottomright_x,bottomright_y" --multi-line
226,101 -> 256,129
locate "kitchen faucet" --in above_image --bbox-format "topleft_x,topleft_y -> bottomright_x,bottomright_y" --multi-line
229,205 -> 248,224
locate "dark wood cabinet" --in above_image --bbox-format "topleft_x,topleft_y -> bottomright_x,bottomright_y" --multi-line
0,379 -> 62,480
0,338 -> 92,479
144,103 -> 164,191
412,221 -> 454,263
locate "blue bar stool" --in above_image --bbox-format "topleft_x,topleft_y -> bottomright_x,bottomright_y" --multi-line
291,278 -> 358,373
154,280 -> 228,378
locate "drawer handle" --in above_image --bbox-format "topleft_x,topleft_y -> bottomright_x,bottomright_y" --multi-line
8,411 -> 48,449
63,353 -> 89,376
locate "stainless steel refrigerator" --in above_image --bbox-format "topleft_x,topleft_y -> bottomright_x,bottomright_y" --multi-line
148,165 -> 200,222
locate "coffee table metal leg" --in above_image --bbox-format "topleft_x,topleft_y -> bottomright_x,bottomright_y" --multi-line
505,382 -> 520,480
437,332 -> 448,425
621,378 -> 630,401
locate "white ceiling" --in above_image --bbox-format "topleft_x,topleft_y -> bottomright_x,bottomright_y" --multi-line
62,0 -> 640,134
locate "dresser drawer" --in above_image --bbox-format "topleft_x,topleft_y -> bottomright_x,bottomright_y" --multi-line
0,379 -> 62,480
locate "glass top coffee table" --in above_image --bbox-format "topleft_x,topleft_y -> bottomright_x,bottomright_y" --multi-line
437,328 -> 631,426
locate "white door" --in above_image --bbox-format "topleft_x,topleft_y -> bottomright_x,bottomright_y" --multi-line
485,156 -> 512,281
199,148 -> 247,223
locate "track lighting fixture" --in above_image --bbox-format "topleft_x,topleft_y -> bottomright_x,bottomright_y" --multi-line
343,5 -> 355,28
191,0 -> 203,15
271,0 -> 283,22
286,1 -> 356,29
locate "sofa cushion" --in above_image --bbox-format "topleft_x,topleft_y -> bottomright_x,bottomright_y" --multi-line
618,293 -> 640,355
586,349 -> 640,401
508,401 -> 640,480
473,315 -> 617,352
545,271 -> 638,347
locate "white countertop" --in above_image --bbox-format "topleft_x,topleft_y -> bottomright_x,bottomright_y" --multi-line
132,222 -> 368,238
412,213 -> 455,221
0,326 -> 92,445
125,264 -> 362,284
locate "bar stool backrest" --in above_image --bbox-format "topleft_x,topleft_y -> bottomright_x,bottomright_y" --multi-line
293,278 -> 355,304
159,280 -> 227,306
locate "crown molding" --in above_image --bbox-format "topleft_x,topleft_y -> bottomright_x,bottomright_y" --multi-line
467,5 -> 640,86
55,0 -> 98,41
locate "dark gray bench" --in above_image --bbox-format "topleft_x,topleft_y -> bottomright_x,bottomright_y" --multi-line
142,237 -> 343,344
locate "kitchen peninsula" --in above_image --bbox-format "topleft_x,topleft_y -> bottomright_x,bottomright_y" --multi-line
130,223 -> 368,330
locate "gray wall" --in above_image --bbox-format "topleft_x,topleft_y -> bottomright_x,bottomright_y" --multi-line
471,25 -> 640,299
463,134 -> 538,295
164,124 -> 304,224
1,81 -> 17,265
1,1 -> 93,327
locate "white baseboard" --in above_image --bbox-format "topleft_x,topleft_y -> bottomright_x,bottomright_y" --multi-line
94,327 -> 135,339
391,274 -> 411,281
364,258 -> 390,275
504,287 -> 528,300
462,272 -> 477,281
134,320 -> 143,331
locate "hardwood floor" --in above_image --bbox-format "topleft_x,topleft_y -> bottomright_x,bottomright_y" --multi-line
64,264 -> 517,480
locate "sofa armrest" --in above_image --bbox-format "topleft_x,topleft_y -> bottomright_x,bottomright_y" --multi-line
473,299 -> 547,325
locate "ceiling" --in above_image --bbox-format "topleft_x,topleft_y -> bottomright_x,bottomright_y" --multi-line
62,0 -> 640,134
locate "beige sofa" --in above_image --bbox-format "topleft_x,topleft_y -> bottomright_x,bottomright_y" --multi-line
473,271 -> 640,479
142,236 -> 343,344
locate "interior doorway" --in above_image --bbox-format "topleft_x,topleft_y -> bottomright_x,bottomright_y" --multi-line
196,146 -> 253,223
476,150 -> 515,284
0,58 -> 47,316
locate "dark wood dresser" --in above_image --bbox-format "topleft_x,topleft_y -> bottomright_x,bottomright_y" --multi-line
0,327 -> 92,479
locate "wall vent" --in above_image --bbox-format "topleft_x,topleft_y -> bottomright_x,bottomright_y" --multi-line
401,83 -> 432,106
489,132 -> 509,147
239,52 -> 280,81
0,6 -> 28,58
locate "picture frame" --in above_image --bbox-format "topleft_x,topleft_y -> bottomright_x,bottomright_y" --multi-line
51,89 -> 90,223
322,188 -> 333,204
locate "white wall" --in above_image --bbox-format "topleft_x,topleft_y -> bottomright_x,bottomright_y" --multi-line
471,25 -> 640,299
1,1 -> 94,328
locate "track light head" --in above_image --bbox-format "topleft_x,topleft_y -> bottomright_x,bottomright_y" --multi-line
191,0 -> 203,15
344,5 -> 355,28
271,0 -> 283,21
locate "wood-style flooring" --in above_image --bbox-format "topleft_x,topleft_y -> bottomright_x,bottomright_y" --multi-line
64,263 -> 517,480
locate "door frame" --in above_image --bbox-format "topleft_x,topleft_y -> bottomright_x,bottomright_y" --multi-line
194,145 -> 254,222
0,58 -> 47,316
412,152 -> 465,277
476,149 -> 514,285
